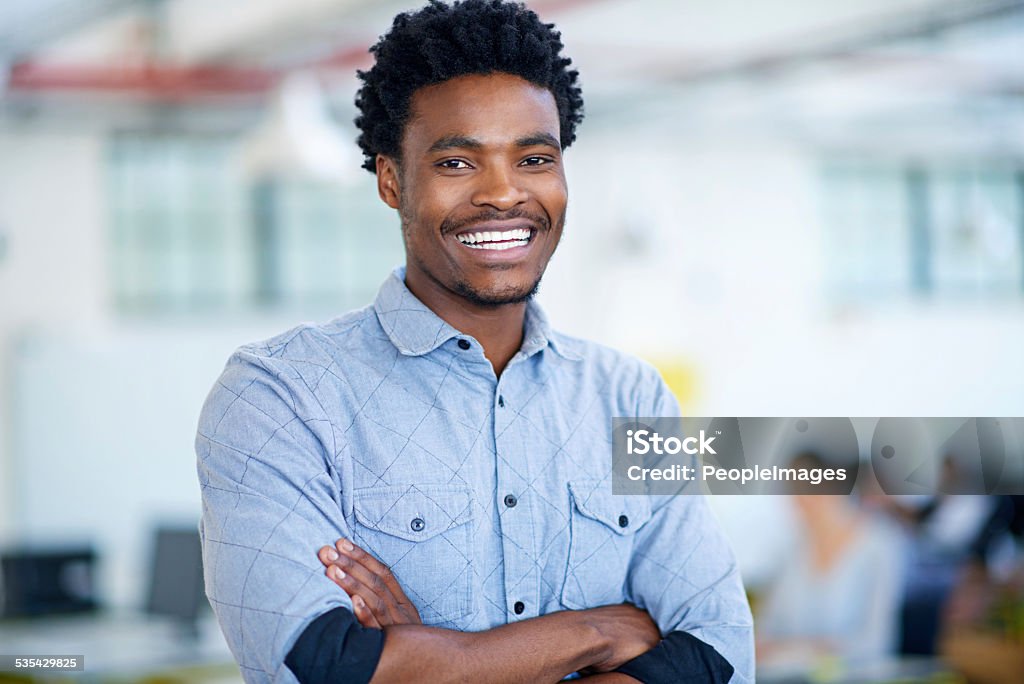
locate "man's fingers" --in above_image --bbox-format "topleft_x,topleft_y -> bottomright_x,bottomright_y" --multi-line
334,539 -> 411,603
326,551 -> 397,609
318,539 -> 422,625
319,540 -> 406,623
351,594 -> 382,629
326,563 -> 393,626
318,545 -> 339,566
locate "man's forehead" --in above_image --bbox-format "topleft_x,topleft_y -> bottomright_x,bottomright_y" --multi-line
405,73 -> 560,149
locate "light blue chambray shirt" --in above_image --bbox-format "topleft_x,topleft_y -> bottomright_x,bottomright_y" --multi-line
196,266 -> 754,683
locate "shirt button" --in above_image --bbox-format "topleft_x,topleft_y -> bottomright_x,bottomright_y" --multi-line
457,339 -> 471,350
513,601 -> 525,615
498,395 -> 505,407
504,494 -> 517,508
618,514 -> 629,528
410,517 -> 426,532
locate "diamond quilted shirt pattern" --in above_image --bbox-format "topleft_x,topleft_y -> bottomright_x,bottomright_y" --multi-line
196,266 -> 754,683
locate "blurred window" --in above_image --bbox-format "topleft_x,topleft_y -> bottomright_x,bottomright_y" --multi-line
929,168 -> 1022,295
820,161 -> 1023,300
109,133 -> 249,312
250,179 -> 400,310
107,133 -> 402,314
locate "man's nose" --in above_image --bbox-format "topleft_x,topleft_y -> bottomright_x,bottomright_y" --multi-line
471,165 -> 529,211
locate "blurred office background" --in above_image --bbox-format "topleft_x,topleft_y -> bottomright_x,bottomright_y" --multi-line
1,0 -> 1023,682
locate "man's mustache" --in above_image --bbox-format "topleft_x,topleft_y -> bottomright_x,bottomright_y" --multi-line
440,208 -> 550,236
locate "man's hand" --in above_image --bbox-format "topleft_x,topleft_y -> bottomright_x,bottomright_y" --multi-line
578,604 -> 662,673
318,539 -> 422,628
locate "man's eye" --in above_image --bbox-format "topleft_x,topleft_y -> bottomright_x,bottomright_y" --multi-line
437,159 -> 471,169
520,156 -> 552,167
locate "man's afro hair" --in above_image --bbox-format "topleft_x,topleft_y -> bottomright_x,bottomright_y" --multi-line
354,0 -> 584,173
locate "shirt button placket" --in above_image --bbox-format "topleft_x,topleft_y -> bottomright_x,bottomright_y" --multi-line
494,377 -> 535,621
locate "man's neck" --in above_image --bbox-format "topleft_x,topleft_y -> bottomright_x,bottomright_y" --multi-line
404,274 -> 526,378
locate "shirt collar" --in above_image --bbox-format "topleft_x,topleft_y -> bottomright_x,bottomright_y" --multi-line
373,266 -> 582,362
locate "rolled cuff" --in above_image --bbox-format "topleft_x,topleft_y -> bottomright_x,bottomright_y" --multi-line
615,630 -> 735,683
285,606 -> 385,684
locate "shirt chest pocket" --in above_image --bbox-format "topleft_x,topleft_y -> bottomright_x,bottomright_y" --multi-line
561,479 -> 652,610
351,484 -> 475,628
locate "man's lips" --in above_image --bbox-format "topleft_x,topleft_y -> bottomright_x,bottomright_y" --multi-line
454,222 -> 537,251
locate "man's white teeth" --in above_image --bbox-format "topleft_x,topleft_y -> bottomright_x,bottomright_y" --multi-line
457,228 -> 532,249
462,240 -> 529,250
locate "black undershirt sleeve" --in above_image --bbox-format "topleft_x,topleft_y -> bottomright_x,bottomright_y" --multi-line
614,630 -> 735,684
285,606 -> 385,684
284,610 -> 731,684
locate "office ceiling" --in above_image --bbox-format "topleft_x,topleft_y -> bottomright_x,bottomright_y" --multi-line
1,0 -> 1021,149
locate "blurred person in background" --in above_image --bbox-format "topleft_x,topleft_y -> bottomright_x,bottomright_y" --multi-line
195,1 -> 753,683
756,452 -> 905,671
862,456 -> 994,656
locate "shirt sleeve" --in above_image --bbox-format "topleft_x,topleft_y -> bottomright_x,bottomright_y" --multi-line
284,606 -> 384,684
196,347 -> 365,683
616,630 -> 734,683
619,365 -> 755,683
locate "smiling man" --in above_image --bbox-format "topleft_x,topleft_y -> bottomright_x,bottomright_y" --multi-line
196,2 -> 753,683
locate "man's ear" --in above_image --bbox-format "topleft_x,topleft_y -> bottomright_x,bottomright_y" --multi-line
376,155 -> 401,210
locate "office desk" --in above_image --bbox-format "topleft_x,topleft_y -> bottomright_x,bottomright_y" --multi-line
0,613 -> 239,684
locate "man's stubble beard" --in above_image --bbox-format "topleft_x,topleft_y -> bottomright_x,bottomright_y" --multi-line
400,202 -> 566,310
453,269 -> 544,309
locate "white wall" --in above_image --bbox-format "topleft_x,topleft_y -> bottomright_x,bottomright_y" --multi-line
0,130 -> 108,540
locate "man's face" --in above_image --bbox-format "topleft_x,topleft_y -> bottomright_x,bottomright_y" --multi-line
377,72 -> 568,309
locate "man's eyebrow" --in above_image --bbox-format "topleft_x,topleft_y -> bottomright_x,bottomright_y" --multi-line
425,133 -> 561,154
516,133 -> 560,150
427,135 -> 483,153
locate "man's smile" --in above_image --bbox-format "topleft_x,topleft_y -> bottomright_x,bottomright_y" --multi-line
455,226 -> 534,250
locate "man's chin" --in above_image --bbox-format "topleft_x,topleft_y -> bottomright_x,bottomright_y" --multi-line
454,279 -> 542,309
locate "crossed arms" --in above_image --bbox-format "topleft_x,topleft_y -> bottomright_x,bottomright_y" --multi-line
197,351 -> 753,683
305,538 -> 661,683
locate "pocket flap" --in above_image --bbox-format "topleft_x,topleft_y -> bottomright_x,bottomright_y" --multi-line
353,484 -> 473,542
568,479 -> 652,535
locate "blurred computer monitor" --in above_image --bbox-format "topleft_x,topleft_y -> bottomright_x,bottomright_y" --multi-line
0,545 -> 99,618
145,526 -> 206,625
